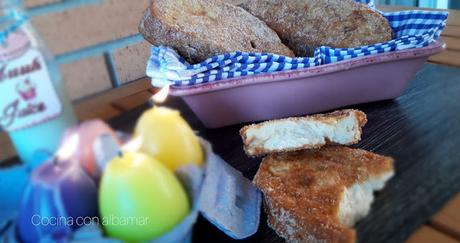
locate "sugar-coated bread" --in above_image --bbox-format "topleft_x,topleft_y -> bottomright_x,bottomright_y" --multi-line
233,0 -> 393,56
139,0 -> 294,63
240,109 -> 368,157
253,146 -> 394,243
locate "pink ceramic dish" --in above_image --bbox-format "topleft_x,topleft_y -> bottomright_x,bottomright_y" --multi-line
170,40 -> 445,128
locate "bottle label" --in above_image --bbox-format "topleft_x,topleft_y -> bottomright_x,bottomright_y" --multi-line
0,29 -> 62,132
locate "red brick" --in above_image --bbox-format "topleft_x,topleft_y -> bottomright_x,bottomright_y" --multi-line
61,56 -> 112,100
31,0 -> 150,55
113,41 -> 150,84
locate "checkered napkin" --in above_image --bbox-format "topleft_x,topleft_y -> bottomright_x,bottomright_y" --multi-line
147,47 -> 321,87
146,0 -> 448,87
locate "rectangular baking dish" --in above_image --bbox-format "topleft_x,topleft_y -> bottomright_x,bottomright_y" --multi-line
170,40 -> 445,128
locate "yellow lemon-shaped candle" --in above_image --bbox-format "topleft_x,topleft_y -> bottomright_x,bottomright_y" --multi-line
99,152 -> 190,242
135,107 -> 204,171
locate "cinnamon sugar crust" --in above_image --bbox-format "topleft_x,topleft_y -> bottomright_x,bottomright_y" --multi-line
139,0 -> 294,63
233,0 -> 393,56
253,146 -> 394,243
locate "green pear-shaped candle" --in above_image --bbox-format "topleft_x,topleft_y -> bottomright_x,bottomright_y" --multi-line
99,151 -> 190,242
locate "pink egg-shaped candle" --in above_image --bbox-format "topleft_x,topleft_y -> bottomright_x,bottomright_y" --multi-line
60,119 -> 119,179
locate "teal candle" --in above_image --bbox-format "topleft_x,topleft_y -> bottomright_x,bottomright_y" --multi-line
0,3 -> 77,165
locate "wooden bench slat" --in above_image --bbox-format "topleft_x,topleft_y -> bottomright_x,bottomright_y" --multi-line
431,194 -> 460,240
406,226 -> 459,243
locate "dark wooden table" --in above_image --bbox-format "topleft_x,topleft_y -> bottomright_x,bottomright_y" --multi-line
109,63 -> 460,243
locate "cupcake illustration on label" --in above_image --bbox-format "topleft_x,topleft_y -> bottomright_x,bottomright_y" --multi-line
0,29 -> 62,132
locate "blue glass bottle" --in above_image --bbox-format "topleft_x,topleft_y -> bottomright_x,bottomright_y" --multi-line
0,0 -> 78,166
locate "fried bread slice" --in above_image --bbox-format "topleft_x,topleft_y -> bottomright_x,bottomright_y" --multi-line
233,0 -> 393,56
253,146 -> 394,243
139,0 -> 294,63
240,110 -> 367,157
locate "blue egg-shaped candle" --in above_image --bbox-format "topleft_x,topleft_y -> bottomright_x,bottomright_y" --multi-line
17,159 -> 98,242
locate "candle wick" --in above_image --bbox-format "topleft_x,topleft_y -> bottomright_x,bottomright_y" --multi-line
148,98 -> 156,108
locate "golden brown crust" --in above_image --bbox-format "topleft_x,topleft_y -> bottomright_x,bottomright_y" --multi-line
253,146 -> 394,243
139,0 -> 294,63
240,109 -> 368,157
234,0 -> 393,56
264,198 -> 356,243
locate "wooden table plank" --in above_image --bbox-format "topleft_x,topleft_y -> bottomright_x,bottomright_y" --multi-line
0,133 -> 16,163
443,36 -> 460,51
74,101 -> 122,121
445,9 -> 460,27
443,26 -> 460,38
72,77 -> 152,121
406,226 -> 459,243
111,90 -> 154,112
108,63 -> 460,243
429,49 -> 460,67
431,194 -> 460,240
74,77 -> 151,110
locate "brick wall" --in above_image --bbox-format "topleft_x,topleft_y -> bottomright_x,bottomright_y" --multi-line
1,0 -> 153,162
27,0 -> 151,99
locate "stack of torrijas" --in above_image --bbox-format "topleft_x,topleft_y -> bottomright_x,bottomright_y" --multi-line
240,110 -> 394,243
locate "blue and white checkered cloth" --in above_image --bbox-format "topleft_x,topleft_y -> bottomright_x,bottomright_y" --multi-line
146,0 -> 448,87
